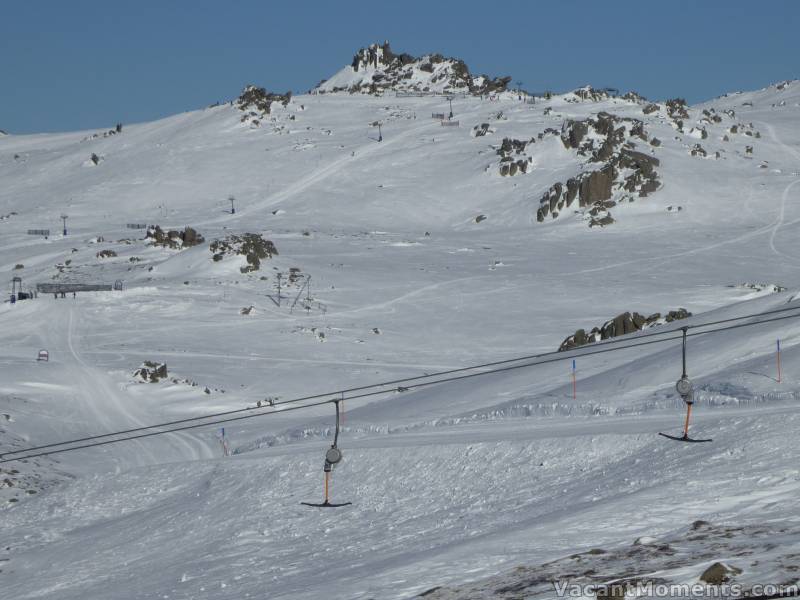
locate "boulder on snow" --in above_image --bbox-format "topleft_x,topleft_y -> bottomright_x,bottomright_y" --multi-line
699,562 -> 742,585
209,233 -> 278,273
134,361 -> 168,383
146,225 -> 205,249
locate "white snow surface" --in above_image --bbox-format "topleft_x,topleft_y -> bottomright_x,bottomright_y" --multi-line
1,79 -> 800,599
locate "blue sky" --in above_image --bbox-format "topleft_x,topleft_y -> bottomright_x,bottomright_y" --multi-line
1,0 -> 797,134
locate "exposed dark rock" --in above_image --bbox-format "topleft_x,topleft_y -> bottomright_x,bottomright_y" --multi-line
237,85 -> 291,115
665,308 -> 691,322
564,178 -> 580,207
665,98 -> 689,120
209,233 -> 278,273
183,227 -> 202,246
559,113 -> 634,162
571,86 -> 611,101
536,114 -> 661,226
146,226 -> 205,250
618,149 -> 660,197
497,137 -> 533,157
700,562 -> 741,585
642,103 -> 660,115
559,308 -> 692,351
134,361 -> 168,383
472,123 -> 493,137
561,120 -> 588,149
622,91 -> 646,102
324,42 -> 511,96
690,144 -> 707,157
588,213 -> 615,228
496,137 -> 535,176
580,166 -> 615,205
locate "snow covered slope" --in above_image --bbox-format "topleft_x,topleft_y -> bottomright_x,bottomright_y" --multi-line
2,52 -> 800,598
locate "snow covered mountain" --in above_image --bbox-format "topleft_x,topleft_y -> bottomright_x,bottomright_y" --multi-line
2,45 -> 800,598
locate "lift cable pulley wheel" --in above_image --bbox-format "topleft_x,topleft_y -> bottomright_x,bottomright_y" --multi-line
301,399 -> 352,507
659,327 -> 712,443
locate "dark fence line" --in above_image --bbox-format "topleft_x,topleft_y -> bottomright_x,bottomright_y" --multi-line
37,283 -> 113,293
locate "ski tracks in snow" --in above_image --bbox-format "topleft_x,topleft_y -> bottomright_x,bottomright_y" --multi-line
196,118 -> 440,227
65,305 -> 212,467
761,120 -> 800,263
561,124 -> 800,278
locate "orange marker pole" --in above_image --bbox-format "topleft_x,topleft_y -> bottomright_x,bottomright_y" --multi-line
683,404 -> 692,438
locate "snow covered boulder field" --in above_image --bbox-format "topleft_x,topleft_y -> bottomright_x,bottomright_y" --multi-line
2,42 -> 800,599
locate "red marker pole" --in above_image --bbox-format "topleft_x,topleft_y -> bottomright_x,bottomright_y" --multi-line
572,359 -> 577,400
777,339 -> 782,384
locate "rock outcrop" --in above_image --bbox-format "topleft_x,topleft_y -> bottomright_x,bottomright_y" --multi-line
236,85 -> 291,126
210,233 -> 278,273
536,113 -> 660,225
134,361 -> 168,383
699,562 -> 742,585
665,98 -> 689,132
314,41 -> 511,96
471,123 -> 495,137
146,226 -> 205,250
569,85 -> 612,102
497,137 -> 534,176
559,308 -> 691,351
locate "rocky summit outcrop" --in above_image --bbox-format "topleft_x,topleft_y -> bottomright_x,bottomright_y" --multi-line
314,41 -> 511,96
536,113 -> 660,226
568,85 -> 613,102
558,308 -> 691,351
210,233 -> 278,273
